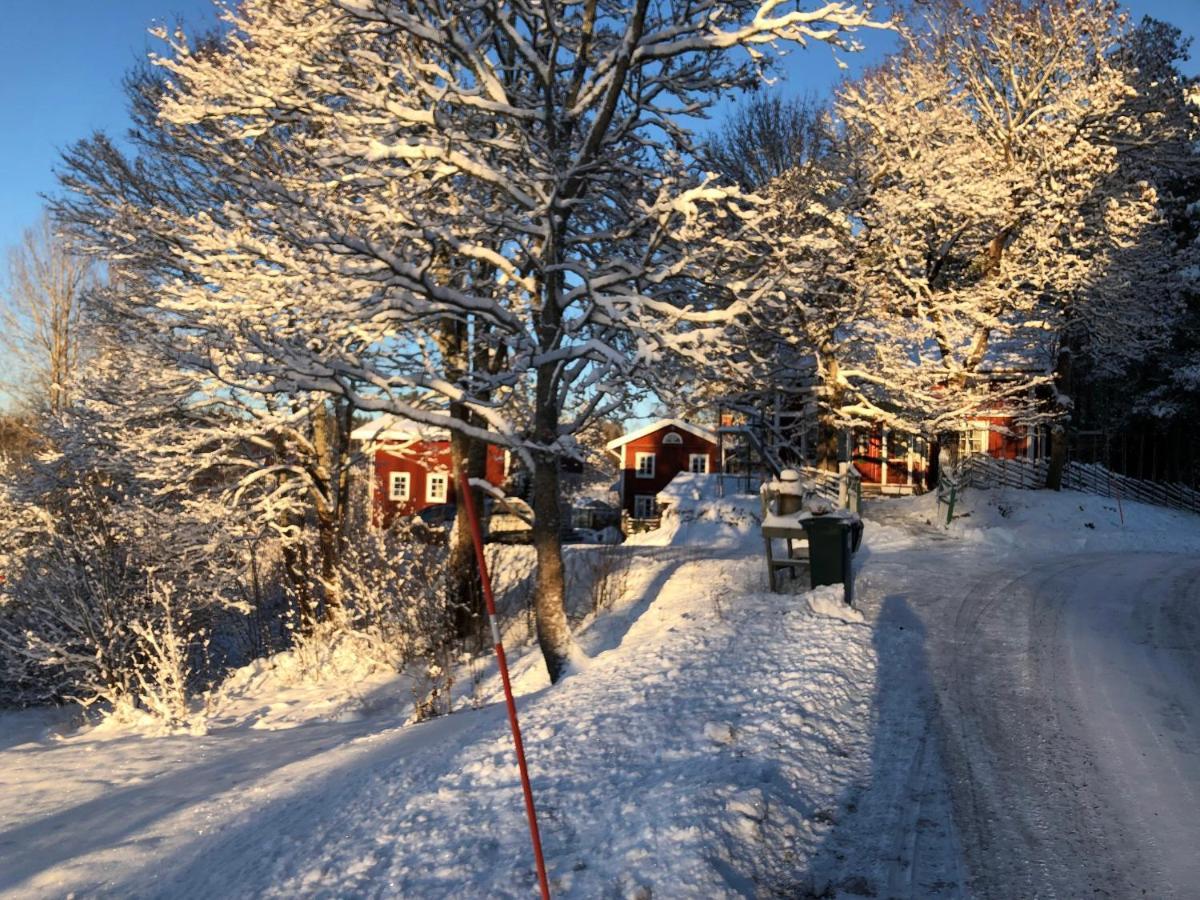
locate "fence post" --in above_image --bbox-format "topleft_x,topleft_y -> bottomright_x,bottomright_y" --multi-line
1108,468 -> 1125,525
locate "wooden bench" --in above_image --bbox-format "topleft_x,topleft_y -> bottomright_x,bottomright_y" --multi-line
762,516 -> 809,592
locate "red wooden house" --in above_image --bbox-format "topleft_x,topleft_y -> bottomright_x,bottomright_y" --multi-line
852,414 -> 1046,493
606,419 -> 719,519
352,416 -> 508,526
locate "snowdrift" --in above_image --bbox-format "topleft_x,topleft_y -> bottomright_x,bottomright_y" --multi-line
875,486 -> 1200,555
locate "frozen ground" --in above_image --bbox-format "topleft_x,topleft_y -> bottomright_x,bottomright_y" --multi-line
865,488 -> 1200,898
1,485 -> 1198,898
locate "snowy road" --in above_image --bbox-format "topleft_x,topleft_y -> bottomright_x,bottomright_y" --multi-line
872,545 -> 1200,898
4,490 -> 1200,898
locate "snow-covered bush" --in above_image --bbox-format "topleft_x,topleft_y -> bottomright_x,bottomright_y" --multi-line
302,526 -> 450,672
0,485 -> 213,718
266,524 -> 461,720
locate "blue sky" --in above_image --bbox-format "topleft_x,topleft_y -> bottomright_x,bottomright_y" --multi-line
9,1 -> 885,256
2,1 -> 1197,259
0,0 -> 1198,409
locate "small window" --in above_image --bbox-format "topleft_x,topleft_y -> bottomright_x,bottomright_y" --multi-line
635,452 -> 656,479
634,495 -> 657,519
662,432 -> 683,445
388,471 -> 411,502
958,422 -> 990,457
427,472 -> 449,503
689,453 -> 708,474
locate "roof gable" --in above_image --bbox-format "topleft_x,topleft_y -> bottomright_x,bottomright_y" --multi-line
350,414 -> 449,443
605,418 -> 718,451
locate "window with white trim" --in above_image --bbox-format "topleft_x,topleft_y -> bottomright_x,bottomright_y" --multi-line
689,453 -> 708,474
662,432 -> 683,445
634,452 -> 656,478
388,471 -> 411,502
958,422 -> 990,457
426,472 -> 449,503
634,495 -> 657,519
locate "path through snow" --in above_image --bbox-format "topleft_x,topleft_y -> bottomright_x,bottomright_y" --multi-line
861,490 -> 1200,898
4,487 -> 1199,898
0,530 -> 887,898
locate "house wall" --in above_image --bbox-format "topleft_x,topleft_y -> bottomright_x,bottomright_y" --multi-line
371,441 -> 507,525
853,417 -> 1032,487
852,427 -> 927,486
618,426 -> 717,513
980,415 -> 1029,460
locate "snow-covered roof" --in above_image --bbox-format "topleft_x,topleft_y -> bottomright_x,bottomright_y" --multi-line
575,497 -> 616,510
350,414 -> 450,443
605,418 -> 718,451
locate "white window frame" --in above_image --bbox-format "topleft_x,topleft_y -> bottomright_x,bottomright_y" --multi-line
1028,426 -> 1047,460
688,453 -> 708,474
388,471 -> 411,502
662,432 -> 683,445
633,495 -> 657,519
958,421 -> 990,457
634,452 -> 656,479
426,472 -> 449,503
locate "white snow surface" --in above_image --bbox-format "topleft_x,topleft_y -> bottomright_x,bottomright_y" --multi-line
0,492 -> 882,898
4,486 -> 1200,898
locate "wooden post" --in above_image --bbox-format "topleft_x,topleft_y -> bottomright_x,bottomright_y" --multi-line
880,427 -> 889,489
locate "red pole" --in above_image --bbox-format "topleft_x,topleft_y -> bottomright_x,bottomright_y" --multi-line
457,467 -> 551,900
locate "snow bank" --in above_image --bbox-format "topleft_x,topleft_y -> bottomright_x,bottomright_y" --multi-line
871,487 -> 1200,556
807,585 -> 865,623
201,630 -> 415,732
0,518 -> 884,898
180,556 -> 878,899
631,474 -> 762,549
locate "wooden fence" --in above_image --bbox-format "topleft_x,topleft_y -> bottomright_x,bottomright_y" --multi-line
798,466 -> 843,503
951,455 -> 1200,515
798,464 -> 863,513
1062,462 -> 1200,515
955,455 -> 1049,491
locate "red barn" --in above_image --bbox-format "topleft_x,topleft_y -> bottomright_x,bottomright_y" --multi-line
606,419 -> 718,519
352,417 -> 508,526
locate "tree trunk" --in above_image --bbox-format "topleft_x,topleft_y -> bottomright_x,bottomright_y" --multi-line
927,438 -> 941,491
527,210 -> 574,682
311,398 -> 344,618
1046,424 -> 1068,490
1045,346 -> 1073,491
530,450 -> 572,682
282,540 -> 316,634
447,417 -> 486,649
816,356 -> 843,471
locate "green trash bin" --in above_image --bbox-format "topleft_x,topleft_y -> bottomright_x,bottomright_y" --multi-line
801,513 -> 859,605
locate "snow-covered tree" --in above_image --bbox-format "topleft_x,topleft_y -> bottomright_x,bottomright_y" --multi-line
696,96 -> 839,464
832,0 -> 1198,481
54,63 -> 370,635
0,336 -> 248,715
1,215 -> 95,414
77,0 -> 885,680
